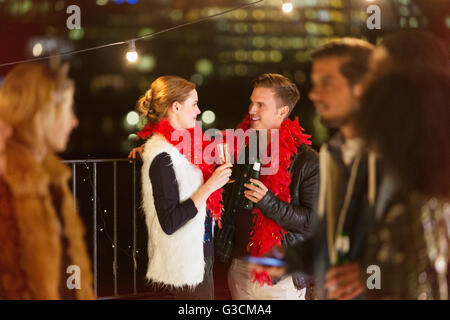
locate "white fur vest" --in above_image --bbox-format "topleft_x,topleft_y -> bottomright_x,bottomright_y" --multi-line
141,134 -> 206,289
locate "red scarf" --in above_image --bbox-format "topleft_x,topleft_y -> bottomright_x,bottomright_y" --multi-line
137,120 -> 224,223
138,117 -> 311,285
235,115 -> 311,285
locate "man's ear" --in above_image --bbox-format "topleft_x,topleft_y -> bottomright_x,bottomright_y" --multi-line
279,105 -> 290,119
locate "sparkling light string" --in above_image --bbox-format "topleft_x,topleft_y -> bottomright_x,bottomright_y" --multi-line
82,160 -> 139,261
0,0 -> 266,68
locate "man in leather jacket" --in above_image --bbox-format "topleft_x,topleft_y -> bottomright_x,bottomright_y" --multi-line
215,73 -> 320,300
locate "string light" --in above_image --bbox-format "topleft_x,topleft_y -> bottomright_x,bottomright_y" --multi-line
126,111 -> 140,125
0,0 -> 265,68
32,43 -> 43,57
81,161 -> 137,259
126,40 -> 138,63
282,0 -> 293,13
201,110 -> 216,124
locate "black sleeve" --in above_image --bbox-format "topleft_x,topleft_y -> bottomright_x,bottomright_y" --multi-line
255,147 -> 320,237
149,152 -> 198,235
284,212 -> 324,277
284,239 -> 315,276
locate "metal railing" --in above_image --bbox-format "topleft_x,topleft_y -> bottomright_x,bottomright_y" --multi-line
64,158 -> 138,298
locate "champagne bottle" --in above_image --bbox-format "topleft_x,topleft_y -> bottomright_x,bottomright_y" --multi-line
334,233 -> 350,266
243,160 -> 261,210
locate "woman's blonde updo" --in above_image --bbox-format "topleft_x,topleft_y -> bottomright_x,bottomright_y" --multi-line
137,76 -> 196,122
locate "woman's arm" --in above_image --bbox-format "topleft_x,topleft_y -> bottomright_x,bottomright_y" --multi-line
150,153 -> 232,235
190,163 -> 233,210
150,153 -> 198,235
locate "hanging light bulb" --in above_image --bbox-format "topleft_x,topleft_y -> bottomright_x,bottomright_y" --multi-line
32,42 -> 43,57
282,0 -> 293,13
126,40 -> 138,63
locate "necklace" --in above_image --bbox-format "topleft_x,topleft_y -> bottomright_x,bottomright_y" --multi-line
421,198 -> 450,300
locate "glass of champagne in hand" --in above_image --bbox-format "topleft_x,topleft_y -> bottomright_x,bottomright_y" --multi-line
217,142 -> 235,183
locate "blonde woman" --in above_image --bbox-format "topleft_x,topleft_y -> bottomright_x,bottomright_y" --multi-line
0,63 -> 95,299
136,76 -> 231,299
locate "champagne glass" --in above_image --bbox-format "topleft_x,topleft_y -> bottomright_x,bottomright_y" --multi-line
217,142 -> 235,183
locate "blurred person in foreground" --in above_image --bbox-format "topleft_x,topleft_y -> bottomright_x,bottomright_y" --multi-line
320,30 -> 450,300
0,62 -> 95,299
356,31 -> 450,300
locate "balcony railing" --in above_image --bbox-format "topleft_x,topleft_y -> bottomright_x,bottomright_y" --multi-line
64,158 -> 139,299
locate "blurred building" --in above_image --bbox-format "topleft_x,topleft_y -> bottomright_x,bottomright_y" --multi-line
0,0 -> 448,155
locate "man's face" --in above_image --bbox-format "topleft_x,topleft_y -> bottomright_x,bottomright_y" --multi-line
309,57 -> 359,129
248,87 -> 287,130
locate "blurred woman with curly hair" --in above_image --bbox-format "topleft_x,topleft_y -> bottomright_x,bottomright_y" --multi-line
357,30 -> 450,299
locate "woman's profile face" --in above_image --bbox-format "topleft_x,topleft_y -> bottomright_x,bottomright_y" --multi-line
46,88 -> 79,153
175,89 -> 201,129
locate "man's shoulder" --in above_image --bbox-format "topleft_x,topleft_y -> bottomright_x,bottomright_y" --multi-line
295,144 -> 319,164
289,144 -> 319,176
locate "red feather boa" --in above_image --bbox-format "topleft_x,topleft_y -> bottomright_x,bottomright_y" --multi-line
137,120 -> 224,224
137,116 -> 311,285
235,115 -> 311,286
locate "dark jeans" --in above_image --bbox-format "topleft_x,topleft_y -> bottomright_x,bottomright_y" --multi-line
170,256 -> 214,300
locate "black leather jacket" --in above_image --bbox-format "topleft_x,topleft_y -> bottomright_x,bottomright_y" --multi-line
256,144 -> 319,289
215,143 -> 319,290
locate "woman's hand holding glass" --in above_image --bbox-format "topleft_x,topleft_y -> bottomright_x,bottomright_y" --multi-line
205,162 -> 233,192
217,142 -> 235,183
191,162 -> 232,210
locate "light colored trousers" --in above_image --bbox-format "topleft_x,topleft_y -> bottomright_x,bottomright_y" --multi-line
228,259 -> 306,300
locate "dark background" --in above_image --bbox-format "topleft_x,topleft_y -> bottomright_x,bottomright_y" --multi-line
0,0 -> 448,298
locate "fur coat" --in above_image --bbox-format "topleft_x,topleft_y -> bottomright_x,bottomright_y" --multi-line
0,141 -> 95,299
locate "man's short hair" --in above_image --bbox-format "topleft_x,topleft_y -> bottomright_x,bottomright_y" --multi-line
311,38 -> 375,87
252,73 -> 300,116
